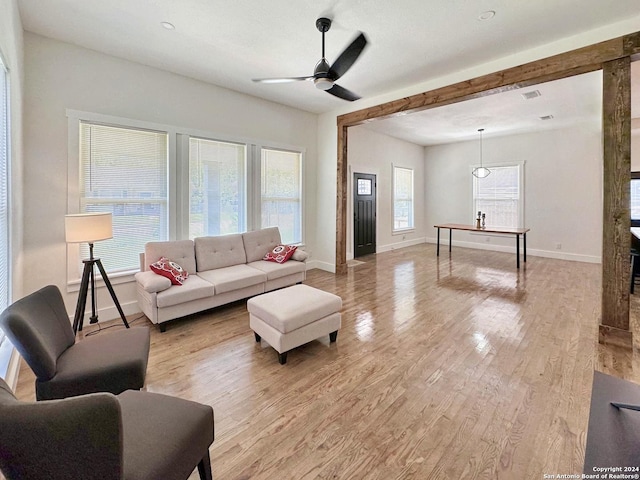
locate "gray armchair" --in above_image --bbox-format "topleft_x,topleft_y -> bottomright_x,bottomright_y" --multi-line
0,285 -> 150,400
0,377 -> 214,480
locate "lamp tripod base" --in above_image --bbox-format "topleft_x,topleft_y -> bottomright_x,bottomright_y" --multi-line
72,257 -> 130,335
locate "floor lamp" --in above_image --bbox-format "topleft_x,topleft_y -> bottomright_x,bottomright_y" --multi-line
65,212 -> 130,334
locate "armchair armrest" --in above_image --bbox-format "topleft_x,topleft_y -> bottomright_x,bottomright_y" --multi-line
0,393 -> 123,480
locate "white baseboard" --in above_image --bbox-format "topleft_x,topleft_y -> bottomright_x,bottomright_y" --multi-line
424,237 -> 601,263
376,237 -> 427,254
68,299 -> 142,325
307,260 -> 335,273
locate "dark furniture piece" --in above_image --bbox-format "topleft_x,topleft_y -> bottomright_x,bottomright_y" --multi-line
434,223 -> 530,269
584,371 -> 640,475
0,285 -> 150,400
0,376 -> 214,480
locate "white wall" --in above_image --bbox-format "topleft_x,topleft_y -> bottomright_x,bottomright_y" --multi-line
23,32 -> 318,320
0,0 -> 25,385
425,125 -> 603,262
347,126 -> 426,258
315,15 -> 640,269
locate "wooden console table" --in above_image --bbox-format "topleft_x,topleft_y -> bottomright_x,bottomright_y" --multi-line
434,223 -> 530,268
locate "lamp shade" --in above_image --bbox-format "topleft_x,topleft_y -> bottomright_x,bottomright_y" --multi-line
65,212 -> 113,243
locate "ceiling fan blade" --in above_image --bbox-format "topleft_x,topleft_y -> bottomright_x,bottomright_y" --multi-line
252,76 -> 314,84
328,32 -> 367,80
326,83 -> 361,101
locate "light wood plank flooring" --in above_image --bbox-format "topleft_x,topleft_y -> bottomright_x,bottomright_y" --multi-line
13,243 -> 640,479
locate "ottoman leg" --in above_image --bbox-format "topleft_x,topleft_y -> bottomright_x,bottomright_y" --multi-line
330,331 -> 338,343
278,352 -> 288,365
254,332 -> 261,342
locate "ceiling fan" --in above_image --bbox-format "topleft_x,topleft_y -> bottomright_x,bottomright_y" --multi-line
252,17 -> 368,101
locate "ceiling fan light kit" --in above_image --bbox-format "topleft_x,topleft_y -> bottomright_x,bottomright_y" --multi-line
252,17 -> 368,101
314,77 -> 333,90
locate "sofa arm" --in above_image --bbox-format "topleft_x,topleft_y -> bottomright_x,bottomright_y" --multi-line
135,271 -> 172,294
292,249 -> 308,262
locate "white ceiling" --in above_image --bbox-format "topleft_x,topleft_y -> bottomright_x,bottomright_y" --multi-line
17,0 -> 640,116
361,71 -> 604,146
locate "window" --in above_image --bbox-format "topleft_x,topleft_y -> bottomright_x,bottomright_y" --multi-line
69,112 -> 305,282
79,122 -> 168,273
631,172 -> 640,227
393,166 -> 414,231
189,138 -> 246,238
0,58 -> 10,360
473,163 -> 523,228
261,148 -> 302,244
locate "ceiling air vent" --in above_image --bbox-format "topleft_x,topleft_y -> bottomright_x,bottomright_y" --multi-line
539,115 -> 554,121
521,90 -> 541,100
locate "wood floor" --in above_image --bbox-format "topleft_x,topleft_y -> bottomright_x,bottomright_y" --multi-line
13,243 -> 640,479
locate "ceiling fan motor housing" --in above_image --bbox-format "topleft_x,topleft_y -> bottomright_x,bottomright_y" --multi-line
316,17 -> 332,33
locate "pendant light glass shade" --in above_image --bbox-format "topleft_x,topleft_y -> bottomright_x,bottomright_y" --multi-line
472,128 -> 491,178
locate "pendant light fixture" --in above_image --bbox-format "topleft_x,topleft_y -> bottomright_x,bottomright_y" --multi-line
472,128 -> 491,178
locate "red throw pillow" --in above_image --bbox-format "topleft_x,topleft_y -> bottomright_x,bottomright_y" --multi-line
149,257 -> 189,285
263,245 -> 297,264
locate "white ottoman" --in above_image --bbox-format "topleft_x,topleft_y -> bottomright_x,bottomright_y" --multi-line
247,284 -> 342,364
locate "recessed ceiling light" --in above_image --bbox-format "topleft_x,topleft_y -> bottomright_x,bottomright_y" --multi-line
161,21 -> 175,30
478,10 -> 495,21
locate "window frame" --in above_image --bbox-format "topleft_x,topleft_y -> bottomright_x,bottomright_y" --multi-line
471,160 -> 525,229
67,110 -> 178,290
260,147 -> 304,245
67,110 -> 306,290
392,165 -> 414,233
0,53 -> 11,371
187,136 -> 248,239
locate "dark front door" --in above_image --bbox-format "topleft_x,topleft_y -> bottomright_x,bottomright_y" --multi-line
354,173 -> 376,257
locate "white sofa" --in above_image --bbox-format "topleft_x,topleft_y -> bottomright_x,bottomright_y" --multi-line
135,227 -> 306,332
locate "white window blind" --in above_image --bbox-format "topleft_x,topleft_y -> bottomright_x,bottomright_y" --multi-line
79,123 -> 168,273
189,137 -> 246,238
393,166 -> 414,231
473,164 -> 522,228
261,148 -> 302,244
0,59 -> 10,353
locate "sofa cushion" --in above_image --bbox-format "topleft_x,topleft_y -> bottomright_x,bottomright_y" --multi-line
242,227 -> 281,263
198,265 -> 266,295
155,275 -> 215,308
145,240 -> 196,274
135,271 -> 172,294
194,234 -> 246,271
247,259 -> 306,281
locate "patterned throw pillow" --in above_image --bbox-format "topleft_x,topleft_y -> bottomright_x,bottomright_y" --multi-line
263,245 -> 297,264
149,257 -> 189,285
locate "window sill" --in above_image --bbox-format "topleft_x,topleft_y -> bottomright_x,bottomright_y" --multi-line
66,269 -> 138,293
392,229 -> 415,236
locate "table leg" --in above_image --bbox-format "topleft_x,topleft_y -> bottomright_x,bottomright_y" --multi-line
516,234 -> 520,269
449,229 -> 452,253
437,228 -> 440,256
524,233 -> 527,263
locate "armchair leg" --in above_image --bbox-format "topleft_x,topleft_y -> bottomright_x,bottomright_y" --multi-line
197,449 -> 213,480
